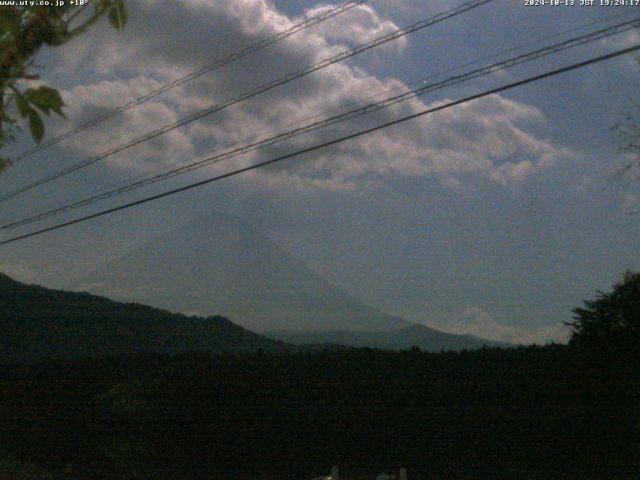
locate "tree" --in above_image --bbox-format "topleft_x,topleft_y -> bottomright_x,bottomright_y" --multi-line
613,102 -> 640,186
567,271 -> 640,352
0,1 -> 127,171
610,43 -> 640,191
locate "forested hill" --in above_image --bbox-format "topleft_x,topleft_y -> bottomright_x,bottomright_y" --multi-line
1,346 -> 638,479
0,272 -> 286,363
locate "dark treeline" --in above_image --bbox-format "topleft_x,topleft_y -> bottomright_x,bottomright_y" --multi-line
1,344 -> 638,480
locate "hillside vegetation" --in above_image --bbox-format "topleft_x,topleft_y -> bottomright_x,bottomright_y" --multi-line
1,272 -> 639,478
1,345 -> 638,479
0,273 -> 285,363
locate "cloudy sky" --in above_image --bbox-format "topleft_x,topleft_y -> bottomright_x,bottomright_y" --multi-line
1,0 -> 639,344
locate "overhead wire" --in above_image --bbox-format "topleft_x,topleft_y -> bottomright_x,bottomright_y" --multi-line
0,0 -> 494,203
1,43 -> 638,246
11,0 -> 371,162
80,10 -> 636,188
3,16 -> 638,231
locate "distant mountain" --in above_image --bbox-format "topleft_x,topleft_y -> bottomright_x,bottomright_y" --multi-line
72,211 -> 411,332
68,211 -> 506,351
0,272 -> 286,363
267,324 -> 510,352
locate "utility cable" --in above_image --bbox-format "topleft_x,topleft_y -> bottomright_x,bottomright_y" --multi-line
0,0 -> 493,203
4,17 -> 637,230
0,43 -> 637,247
11,0 -> 371,162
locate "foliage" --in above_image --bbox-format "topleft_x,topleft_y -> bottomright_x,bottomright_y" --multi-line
611,101 -> 640,194
0,272 -> 286,364
567,271 -> 640,352
0,272 -> 639,478
0,1 -> 127,170
0,346 -> 638,479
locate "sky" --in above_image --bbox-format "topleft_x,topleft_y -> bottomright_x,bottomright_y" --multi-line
1,0 -> 639,344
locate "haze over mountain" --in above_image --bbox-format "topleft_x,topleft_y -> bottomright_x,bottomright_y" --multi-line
72,211 -> 413,333
0,272 -> 285,363
69,211 -> 508,350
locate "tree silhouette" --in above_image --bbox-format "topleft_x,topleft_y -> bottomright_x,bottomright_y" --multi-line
613,102 -> 640,191
567,271 -> 640,352
0,1 -> 127,171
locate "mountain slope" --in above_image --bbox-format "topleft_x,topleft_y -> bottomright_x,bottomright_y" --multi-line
69,211 -> 507,350
0,272 -> 286,363
267,324 -> 510,351
72,211 -> 411,332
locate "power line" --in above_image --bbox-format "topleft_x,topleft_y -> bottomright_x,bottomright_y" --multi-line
72,11 -> 637,195
1,43 -> 637,247
0,0 -> 493,203
4,16 -> 638,230
11,0 -> 371,162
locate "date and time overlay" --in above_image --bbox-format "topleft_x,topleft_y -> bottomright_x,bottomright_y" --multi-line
524,0 -> 639,6
3,0 -> 638,9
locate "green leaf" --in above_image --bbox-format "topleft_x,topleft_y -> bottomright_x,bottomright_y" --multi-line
28,109 -> 44,143
24,86 -> 65,117
108,0 -> 127,30
15,94 -> 31,118
0,8 -> 21,40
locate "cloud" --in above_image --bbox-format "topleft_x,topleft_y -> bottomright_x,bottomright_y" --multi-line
303,3 -> 408,52
273,93 -> 571,188
431,306 -> 571,345
46,0 -> 572,191
57,78 -> 196,171
602,28 -> 640,51
4,0 -> 635,355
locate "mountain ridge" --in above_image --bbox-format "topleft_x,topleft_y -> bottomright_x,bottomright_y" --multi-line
267,324 -> 510,351
0,272 -> 287,363
0,269 -> 509,363
71,210 -> 413,332
68,210 -> 509,350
